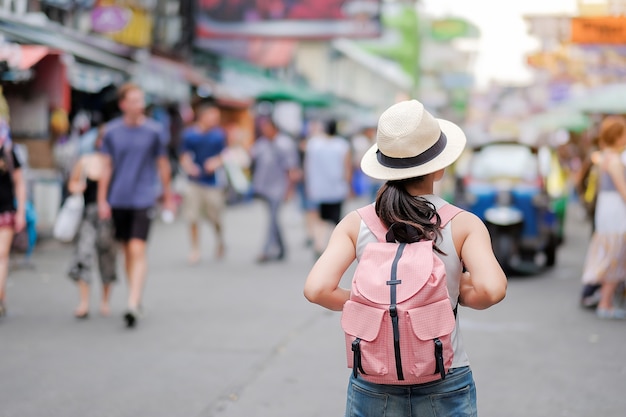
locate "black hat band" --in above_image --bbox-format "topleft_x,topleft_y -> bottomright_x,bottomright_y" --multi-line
376,131 -> 447,169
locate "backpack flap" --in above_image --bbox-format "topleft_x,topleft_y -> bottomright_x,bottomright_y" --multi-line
353,241 -> 435,305
406,298 -> 456,340
341,300 -> 386,342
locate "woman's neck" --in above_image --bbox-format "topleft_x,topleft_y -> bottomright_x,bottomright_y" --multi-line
405,179 -> 435,196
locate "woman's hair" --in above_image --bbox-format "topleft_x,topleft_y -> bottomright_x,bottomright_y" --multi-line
374,177 -> 444,253
599,115 -> 626,147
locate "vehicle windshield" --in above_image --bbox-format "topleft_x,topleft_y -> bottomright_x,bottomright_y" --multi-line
469,144 -> 538,182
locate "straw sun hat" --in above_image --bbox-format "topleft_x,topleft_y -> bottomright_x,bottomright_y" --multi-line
360,100 -> 467,181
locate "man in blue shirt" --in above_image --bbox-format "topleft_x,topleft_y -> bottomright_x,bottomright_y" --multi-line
179,102 -> 227,264
97,83 -> 174,328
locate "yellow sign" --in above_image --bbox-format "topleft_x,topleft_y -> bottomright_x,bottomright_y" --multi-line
94,1 -> 153,48
571,17 -> 626,44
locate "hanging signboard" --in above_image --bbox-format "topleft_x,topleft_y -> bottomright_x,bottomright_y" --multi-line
571,17 -> 626,44
91,2 -> 153,48
195,0 -> 381,39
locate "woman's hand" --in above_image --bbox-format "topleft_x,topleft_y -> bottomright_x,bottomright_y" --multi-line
14,210 -> 25,233
98,200 -> 111,220
203,156 -> 222,174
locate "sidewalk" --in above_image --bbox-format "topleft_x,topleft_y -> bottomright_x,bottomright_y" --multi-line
1,198 -> 625,417
0,197 -> 357,417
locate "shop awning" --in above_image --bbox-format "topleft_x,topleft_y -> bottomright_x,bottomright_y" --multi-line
68,61 -> 126,93
132,56 -> 195,103
565,83 -> 626,115
220,59 -> 332,108
256,85 -> 334,107
0,19 -> 135,73
0,45 -> 60,82
17,45 -> 50,70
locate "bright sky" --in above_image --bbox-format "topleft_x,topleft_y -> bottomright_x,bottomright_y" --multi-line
420,0 -> 579,87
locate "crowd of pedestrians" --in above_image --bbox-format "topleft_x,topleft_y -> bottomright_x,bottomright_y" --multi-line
1,81 -> 625,330
0,82 -> 375,327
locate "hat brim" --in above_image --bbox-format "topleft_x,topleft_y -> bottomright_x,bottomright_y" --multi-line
360,118 -> 467,181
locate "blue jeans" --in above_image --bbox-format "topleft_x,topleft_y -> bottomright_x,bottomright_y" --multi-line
345,366 -> 477,417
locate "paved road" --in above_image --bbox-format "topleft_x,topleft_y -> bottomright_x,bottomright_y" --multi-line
0,198 -> 624,417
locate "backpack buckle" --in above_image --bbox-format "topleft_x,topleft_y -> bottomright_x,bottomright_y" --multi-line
389,305 -> 397,317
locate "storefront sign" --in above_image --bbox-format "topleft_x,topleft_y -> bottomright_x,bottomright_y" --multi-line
429,18 -> 478,41
571,17 -> 626,44
91,6 -> 131,33
91,4 -> 152,48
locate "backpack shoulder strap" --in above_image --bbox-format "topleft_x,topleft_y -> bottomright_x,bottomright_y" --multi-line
356,204 -> 387,242
437,203 -> 464,227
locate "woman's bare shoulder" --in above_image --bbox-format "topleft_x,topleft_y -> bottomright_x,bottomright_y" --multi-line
452,210 -> 485,230
450,210 -> 489,249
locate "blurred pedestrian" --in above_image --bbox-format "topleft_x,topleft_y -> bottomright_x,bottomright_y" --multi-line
97,83 -> 174,328
304,119 -> 351,257
304,100 -> 507,416
0,119 -> 26,318
580,115 -> 626,318
67,128 -> 117,319
50,108 -> 77,202
575,134 -> 602,230
350,121 -> 379,200
179,102 -> 227,264
297,119 -> 323,247
250,117 -> 300,262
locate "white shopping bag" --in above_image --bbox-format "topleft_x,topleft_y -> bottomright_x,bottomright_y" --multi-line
52,194 -> 84,243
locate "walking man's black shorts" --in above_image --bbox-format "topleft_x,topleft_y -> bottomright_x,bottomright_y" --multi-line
111,208 -> 154,242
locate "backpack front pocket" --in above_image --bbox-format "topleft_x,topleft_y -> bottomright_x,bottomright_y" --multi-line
341,300 -> 390,377
405,298 -> 456,379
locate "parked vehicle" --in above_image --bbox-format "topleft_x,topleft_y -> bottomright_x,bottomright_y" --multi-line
454,141 -> 567,274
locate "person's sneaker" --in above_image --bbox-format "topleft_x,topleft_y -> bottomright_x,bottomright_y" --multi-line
581,291 -> 602,309
580,284 -> 601,308
596,308 -> 626,320
123,309 -> 139,328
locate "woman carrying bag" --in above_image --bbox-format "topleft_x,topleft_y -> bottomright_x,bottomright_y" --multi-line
66,130 -> 117,319
304,100 -> 507,416
0,119 -> 27,318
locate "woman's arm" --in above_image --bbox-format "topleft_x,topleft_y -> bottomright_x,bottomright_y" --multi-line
67,157 -> 86,195
453,212 -> 507,310
97,155 -> 112,220
304,211 -> 360,311
606,154 -> 626,202
157,155 -> 174,212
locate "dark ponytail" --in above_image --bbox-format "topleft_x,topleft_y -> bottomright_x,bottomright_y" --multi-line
374,178 -> 444,253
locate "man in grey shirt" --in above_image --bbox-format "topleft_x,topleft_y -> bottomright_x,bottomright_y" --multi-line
251,117 -> 300,262
98,83 -> 174,328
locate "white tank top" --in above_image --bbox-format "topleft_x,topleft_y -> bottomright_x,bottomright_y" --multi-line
355,194 -> 470,369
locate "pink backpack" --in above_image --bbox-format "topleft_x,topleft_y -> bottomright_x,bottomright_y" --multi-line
341,203 -> 463,385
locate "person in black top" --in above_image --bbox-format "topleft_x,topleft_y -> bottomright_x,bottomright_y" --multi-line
0,124 -> 27,318
66,129 -> 117,319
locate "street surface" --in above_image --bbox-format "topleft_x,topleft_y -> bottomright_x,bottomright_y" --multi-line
1,197 -> 625,417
